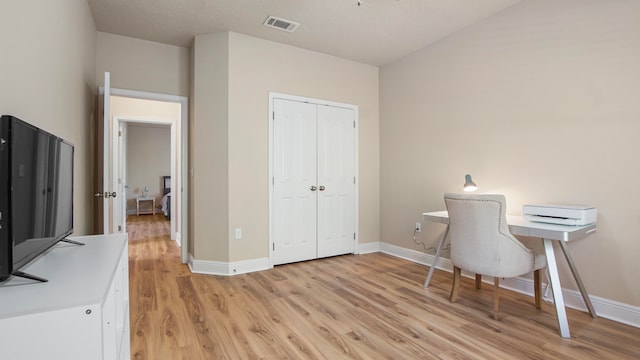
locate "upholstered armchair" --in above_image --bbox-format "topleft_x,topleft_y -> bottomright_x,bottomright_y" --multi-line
444,193 -> 547,319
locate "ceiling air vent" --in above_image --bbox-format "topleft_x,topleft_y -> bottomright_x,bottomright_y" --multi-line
263,16 -> 300,32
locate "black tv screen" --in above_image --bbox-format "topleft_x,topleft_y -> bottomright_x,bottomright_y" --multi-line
0,115 -> 74,282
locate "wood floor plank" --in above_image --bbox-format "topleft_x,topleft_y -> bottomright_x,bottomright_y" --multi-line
127,214 -> 640,359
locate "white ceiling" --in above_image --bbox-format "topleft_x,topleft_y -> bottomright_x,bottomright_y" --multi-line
87,0 -> 521,66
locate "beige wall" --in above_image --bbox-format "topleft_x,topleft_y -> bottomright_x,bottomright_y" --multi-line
380,0 -> 640,306
97,37 -> 186,240
0,0 -> 96,235
94,31 -> 189,250
96,32 -> 190,97
192,32 -> 230,262
192,32 -> 380,263
228,32 -> 380,262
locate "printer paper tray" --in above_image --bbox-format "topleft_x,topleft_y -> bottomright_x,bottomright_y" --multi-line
524,214 -> 591,226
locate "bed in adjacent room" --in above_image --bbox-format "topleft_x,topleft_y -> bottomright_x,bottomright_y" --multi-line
161,175 -> 171,220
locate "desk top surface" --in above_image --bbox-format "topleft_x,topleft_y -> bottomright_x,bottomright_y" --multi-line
423,211 -> 597,242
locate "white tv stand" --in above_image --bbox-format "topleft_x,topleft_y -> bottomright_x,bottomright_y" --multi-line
0,233 -> 130,360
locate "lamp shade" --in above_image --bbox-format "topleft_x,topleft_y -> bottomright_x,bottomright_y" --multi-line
463,174 -> 477,192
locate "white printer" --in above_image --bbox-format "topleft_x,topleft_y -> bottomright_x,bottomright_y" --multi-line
522,204 -> 597,226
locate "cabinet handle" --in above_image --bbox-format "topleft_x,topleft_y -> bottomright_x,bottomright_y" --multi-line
319,186 -> 325,191
310,186 -> 317,191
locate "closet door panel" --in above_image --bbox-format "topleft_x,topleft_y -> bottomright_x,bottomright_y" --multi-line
317,105 -> 356,258
273,99 -> 317,265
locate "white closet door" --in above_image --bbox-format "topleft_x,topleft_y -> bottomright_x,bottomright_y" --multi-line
272,99 -> 318,265
317,105 -> 356,258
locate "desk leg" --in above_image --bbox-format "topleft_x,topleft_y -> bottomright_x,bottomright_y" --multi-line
424,225 -> 449,288
543,238 -> 571,338
558,240 -> 597,318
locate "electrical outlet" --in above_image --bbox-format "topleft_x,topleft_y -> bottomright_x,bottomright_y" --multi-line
415,223 -> 421,233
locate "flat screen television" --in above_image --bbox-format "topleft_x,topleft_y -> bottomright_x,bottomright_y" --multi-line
0,115 -> 77,283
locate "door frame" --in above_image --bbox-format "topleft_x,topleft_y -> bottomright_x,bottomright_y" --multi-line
100,86 -> 189,264
268,92 -> 359,266
116,121 -> 127,233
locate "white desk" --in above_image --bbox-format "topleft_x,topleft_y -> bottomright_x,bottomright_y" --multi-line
422,211 -> 597,338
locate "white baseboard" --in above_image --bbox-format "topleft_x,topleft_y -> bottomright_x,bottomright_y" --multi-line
357,241 -> 381,254
188,255 -> 271,276
374,242 -> 640,329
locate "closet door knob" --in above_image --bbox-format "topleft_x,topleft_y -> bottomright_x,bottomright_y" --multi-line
319,186 -> 325,191
310,186 -> 317,191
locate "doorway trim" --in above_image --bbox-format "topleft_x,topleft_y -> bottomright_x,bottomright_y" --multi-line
108,87 -> 189,264
268,92 -> 359,267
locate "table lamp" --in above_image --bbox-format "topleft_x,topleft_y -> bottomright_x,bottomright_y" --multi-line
463,174 -> 477,192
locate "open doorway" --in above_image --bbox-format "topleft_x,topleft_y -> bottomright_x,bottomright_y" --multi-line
117,120 -> 173,234
108,91 -> 188,263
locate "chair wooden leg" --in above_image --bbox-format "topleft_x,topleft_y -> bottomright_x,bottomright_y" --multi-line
450,266 -> 461,302
475,274 -> 482,289
493,277 -> 500,320
534,269 -> 542,309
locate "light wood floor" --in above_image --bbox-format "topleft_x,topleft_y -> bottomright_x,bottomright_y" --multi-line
127,215 -> 640,359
